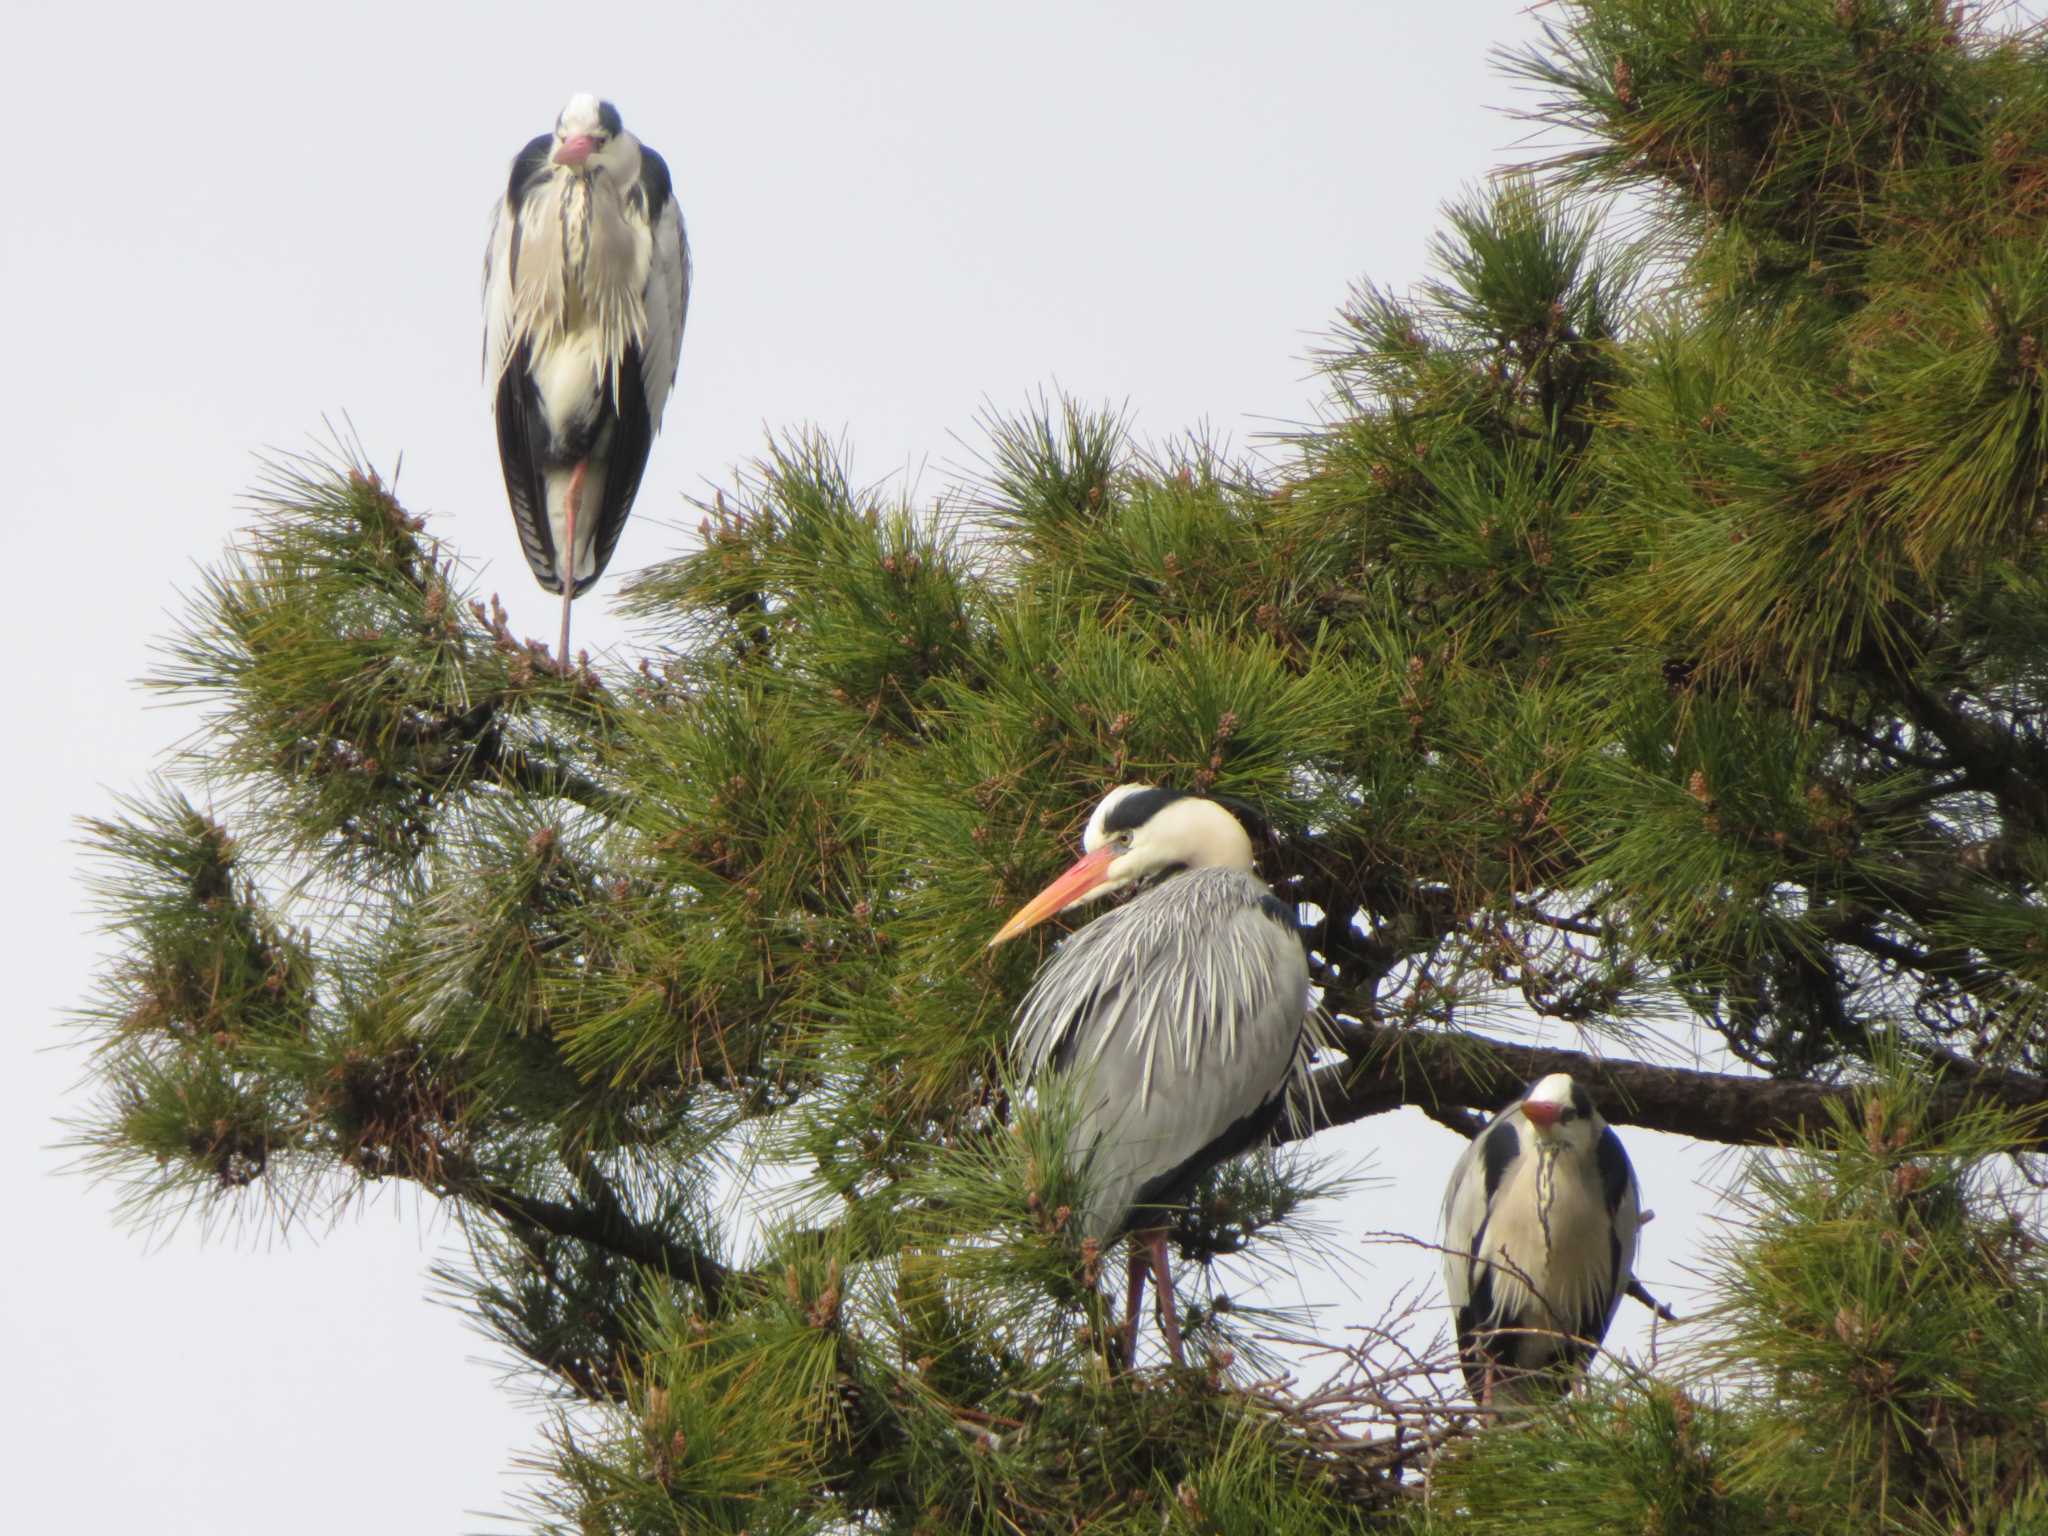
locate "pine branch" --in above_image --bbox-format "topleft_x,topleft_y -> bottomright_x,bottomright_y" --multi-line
1288,1019 -> 2048,1150
1811,705 -> 1957,772
473,729 -> 626,817
1626,1278 -> 1678,1323
461,1177 -> 733,1308
1888,672 -> 2048,835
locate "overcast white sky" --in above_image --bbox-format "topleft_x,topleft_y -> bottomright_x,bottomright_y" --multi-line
7,3 -> 1747,1529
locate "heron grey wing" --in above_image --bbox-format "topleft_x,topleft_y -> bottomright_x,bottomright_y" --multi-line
636,147 -> 688,430
1597,1123 -> 1638,1225
1228,891 -> 1314,1065
582,354 -> 654,587
1148,886 -> 1313,1131
1440,1111 -> 1522,1311
484,133 -> 555,386
1007,921 -> 1110,1078
1004,911 -> 1154,1236
1439,1134 -> 1489,1310
1115,1012 -> 1301,1219
1069,902 -> 1308,1237
1060,873 -> 1306,1097
1006,888 -> 1154,1075
1008,869 -> 1310,1236
493,348 -> 561,592
483,196 -> 517,386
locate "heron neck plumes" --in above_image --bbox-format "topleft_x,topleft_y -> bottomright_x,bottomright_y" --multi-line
1489,1140 -> 1610,1333
509,165 -> 653,401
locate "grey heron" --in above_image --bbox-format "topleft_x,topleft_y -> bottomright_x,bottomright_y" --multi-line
989,785 -> 1315,1367
483,93 -> 690,664
1439,1072 -> 1642,1404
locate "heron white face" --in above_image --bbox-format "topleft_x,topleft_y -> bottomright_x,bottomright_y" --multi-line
552,93 -> 636,175
986,785 -> 1256,947
1518,1071 -> 1602,1153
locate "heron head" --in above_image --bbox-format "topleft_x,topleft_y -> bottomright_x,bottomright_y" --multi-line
986,785 -> 1255,947
1518,1072 -> 1601,1149
553,93 -> 629,171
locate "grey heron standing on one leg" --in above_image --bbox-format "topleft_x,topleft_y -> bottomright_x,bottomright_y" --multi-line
483,93 -> 690,664
988,785 -> 1316,1367
1439,1072 -> 1643,1404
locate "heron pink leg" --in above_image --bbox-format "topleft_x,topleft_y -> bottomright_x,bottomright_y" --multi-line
1144,1227 -> 1187,1366
1121,1243 -> 1150,1369
558,461 -> 587,666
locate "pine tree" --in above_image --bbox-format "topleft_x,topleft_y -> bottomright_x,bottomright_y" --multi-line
69,2 -> 2048,1530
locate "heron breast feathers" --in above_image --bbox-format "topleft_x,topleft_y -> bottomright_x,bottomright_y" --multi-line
1479,1152 -> 1614,1331
506,176 -> 654,384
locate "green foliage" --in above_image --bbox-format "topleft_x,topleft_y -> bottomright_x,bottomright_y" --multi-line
1697,1084 -> 2048,1529
64,1 -> 2048,1530
76,786 -> 316,1205
1509,0 -> 2016,289
152,451 -> 622,883
1423,1383 -> 1770,1536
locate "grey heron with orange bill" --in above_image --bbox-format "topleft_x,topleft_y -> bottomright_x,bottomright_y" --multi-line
988,785 -> 1317,1367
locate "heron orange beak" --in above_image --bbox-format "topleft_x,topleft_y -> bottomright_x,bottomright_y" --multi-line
1521,1100 -> 1562,1132
986,846 -> 1121,948
555,134 -> 597,167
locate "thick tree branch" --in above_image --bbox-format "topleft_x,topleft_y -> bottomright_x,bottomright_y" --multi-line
462,1178 -> 733,1307
1283,1019 -> 2048,1149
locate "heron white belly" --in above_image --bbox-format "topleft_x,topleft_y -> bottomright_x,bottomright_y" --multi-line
530,330 -> 615,423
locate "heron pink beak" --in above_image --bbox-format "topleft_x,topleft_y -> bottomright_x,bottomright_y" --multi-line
554,134 -> 597,167
1522,1099 -> 1562,1132
987,846 -> 1120,948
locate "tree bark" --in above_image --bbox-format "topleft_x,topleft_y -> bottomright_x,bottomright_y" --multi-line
1285,1019 -> 2048,1149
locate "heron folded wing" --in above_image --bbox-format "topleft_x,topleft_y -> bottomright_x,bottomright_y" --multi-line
638,151 -> 689,429
1007,866 -> 1311,1239
484,134 -> 557,384
483,202 -> 516,385
1595,1124 -> 1643,1320
583,348 -> 653,589
1125,1073 -> 1292,1220
1439,1112 -> 1520,1306
494,351 -> 563,593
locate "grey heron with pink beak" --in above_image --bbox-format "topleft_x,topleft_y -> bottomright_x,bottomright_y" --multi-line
1439,1072 -> 1643,1403
484,93 -> 689,663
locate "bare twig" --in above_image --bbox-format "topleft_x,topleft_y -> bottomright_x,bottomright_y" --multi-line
1626,1277 -> 1679,1323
